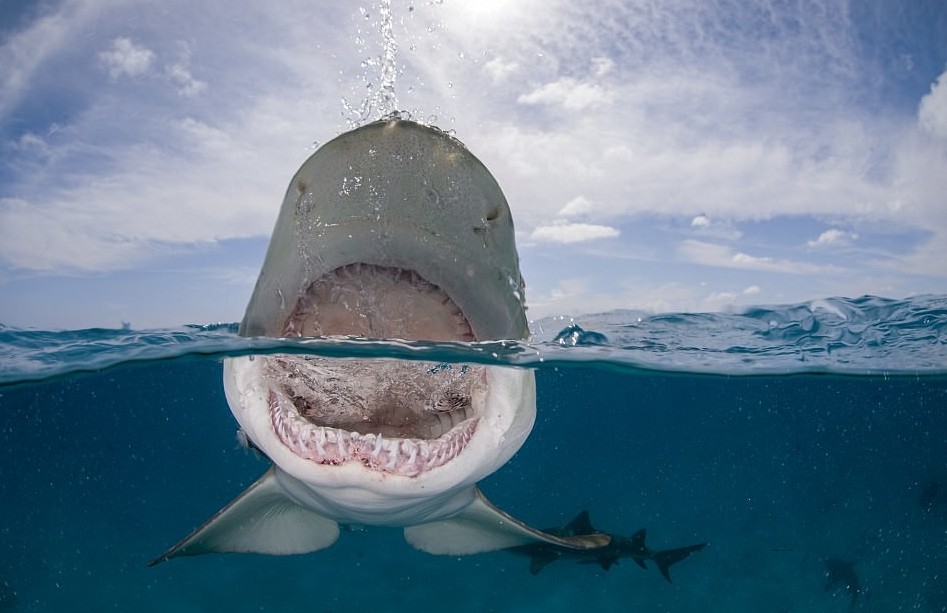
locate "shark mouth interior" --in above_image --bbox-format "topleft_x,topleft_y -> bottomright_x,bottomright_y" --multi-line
264,264 -> 484,477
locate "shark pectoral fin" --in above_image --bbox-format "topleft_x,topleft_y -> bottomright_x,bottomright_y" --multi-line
404,488 -> 610,555
529,552 -> 560,575
149,467 -> 339,565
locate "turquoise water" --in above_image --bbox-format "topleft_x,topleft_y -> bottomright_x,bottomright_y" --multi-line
0,295 -> 945,611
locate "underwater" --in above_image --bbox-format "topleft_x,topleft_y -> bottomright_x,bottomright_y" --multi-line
1,294 -> 946,611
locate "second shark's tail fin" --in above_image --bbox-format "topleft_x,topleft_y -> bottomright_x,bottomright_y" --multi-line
652,543 -> 708,582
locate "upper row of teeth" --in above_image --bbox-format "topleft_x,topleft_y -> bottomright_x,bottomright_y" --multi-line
270,390 -> 477,477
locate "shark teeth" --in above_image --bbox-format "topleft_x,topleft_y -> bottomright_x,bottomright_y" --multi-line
269,389 -> 478,477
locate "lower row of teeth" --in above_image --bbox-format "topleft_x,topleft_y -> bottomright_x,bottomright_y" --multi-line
270,391 -> 477,477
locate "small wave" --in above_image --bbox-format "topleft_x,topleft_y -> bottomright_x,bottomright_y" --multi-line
1,295 -> 945,386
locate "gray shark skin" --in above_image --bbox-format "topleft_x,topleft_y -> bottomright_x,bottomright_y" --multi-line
824,557 -> 864,610
150,119 -> 609,565
506,510 -> 708,581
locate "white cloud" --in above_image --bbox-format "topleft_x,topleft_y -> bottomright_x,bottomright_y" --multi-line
483,56 -> 519,82
0,0 -> 103,122
165,42 -> 206,97
591,56 -> 613,77
517,78 -> 615,111
166,63 -> 207,96
528,278 -> 700,318
919,68 -> 947,141
679,240 -> 846,274
688,214 -> 743,241
807,228 -> 858,248
529,221 -> 620,244
558,196 -> 594,217
99,37 -> 155,80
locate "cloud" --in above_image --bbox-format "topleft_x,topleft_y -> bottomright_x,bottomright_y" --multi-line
483,56 -> 519,82
919,68 -> 947,141
0,1 -> 102,122
688,214 -> 743,241
591,56 -> 613,77
529,221 -> 620,244
517,78 -> 615,111
558,195 -> 594,217
99,37 -> 155,79
165,42 -> 207,97
807,228 -> 858,248
679,240 -> 846,275
0,0 -> 352,272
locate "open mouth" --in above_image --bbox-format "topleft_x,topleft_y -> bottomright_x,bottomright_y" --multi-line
264,264 -> 483,477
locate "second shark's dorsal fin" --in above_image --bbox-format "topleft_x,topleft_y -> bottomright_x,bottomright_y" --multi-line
564,510 -> 596,536
629,529 -> 649,569
404,488 -> 610,555
629,528 -> 647,549
149,467 -> 340,565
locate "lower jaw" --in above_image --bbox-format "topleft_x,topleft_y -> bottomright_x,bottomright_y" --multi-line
269,389 -> 479,478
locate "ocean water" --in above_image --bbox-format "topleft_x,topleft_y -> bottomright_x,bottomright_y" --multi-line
1,294 -> 945,612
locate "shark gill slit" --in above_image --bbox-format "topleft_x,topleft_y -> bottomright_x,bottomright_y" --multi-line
265,263 -> 483,476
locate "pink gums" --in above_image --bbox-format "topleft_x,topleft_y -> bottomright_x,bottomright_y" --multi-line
269,390 -> 478,478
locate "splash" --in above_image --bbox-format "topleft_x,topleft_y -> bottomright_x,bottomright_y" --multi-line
343,0 -> 402,127
377,0 -> 399,116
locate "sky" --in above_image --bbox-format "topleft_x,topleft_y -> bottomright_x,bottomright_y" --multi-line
1,0 -> 946,329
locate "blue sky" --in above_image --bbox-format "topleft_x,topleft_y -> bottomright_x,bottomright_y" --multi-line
1,0 -> 946,329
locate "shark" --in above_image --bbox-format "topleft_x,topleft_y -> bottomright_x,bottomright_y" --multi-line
150,118 -> 609,565
506,510 -> 707,581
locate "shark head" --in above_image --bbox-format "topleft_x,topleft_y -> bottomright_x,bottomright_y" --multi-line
223,119 -> 535,524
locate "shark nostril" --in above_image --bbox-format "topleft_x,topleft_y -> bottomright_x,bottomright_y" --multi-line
485,206 -> 500,222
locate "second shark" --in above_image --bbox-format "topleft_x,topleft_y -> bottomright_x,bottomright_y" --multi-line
507,510 -> 707,581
